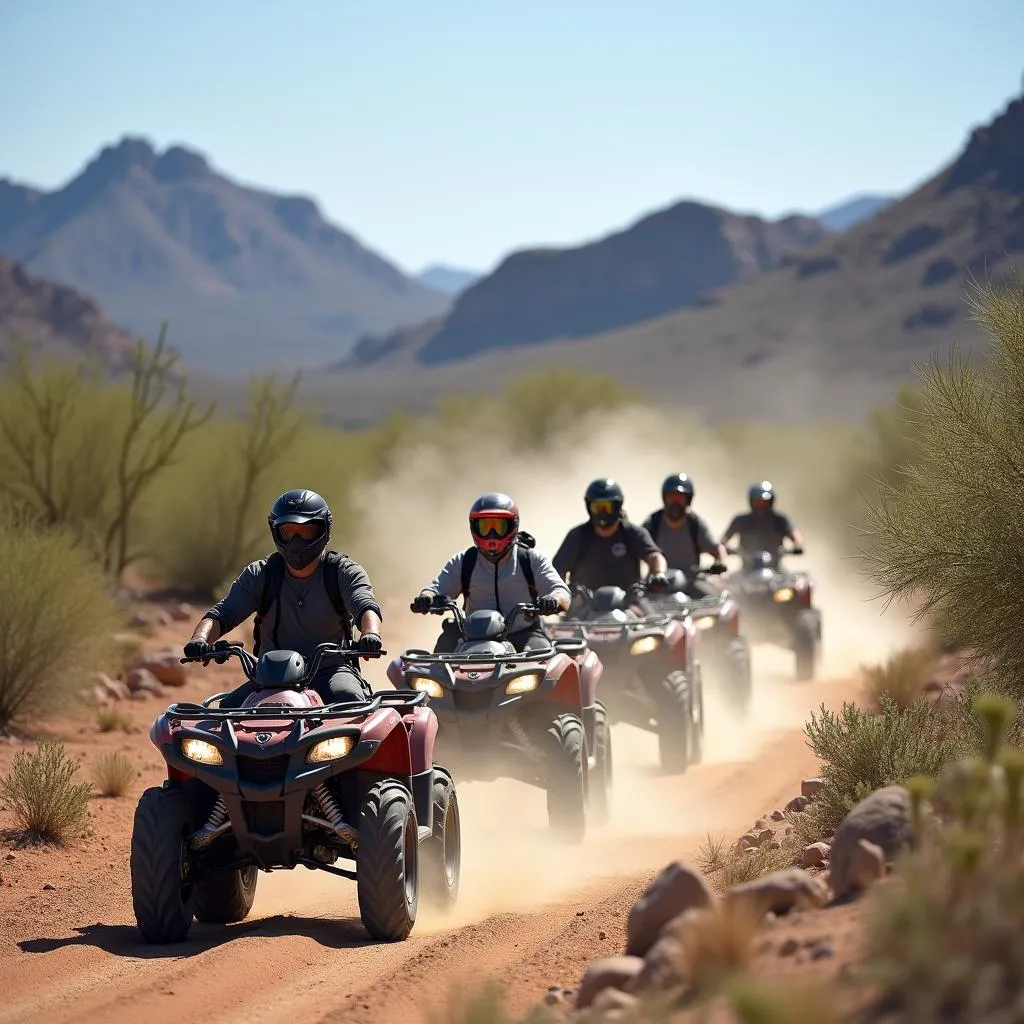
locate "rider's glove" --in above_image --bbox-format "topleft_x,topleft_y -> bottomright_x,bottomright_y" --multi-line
790,545 -> 804,555
183,638 -> 210,660
709,561 -> 727,575
647,572 -> 669,592
356,632 -> 383,654
536,594 -> 561,615
411,593 -> 434,613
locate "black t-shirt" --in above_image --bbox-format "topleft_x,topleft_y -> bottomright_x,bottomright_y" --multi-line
723,511 -> 795,554
552,520 -> 661,591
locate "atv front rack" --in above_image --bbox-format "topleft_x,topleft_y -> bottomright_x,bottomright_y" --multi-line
164,689 -> 427,721
556,614 -> 671,632
399,646 -> 560,666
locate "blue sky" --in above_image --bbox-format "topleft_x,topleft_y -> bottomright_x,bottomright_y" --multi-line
2,1 -> 1022,274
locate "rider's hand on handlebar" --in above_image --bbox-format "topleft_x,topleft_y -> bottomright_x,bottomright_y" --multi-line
183,638 -> 210,660
790,545 -> 804,555
708,561 -> 727,575
647,571 -> 669,592
535,594 -> 561,615
411,592 -> 434,614
356,632 -> 383,654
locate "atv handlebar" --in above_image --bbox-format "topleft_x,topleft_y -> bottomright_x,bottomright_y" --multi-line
410,595 -> 541,637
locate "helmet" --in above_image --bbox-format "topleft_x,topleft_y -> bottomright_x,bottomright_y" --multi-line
584,478 -> 624,528
469,492 -> 520,562
748,480 -> 775,511
268,489 -> 332,571
662,473 -> 694,521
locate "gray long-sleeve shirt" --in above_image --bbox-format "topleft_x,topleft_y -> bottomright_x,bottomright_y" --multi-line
204,551 -> 382,659
424,543 -> 570,621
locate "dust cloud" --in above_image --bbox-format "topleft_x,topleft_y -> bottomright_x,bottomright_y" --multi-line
253,403 -> 917,926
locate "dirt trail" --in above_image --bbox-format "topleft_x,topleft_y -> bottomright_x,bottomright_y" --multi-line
0,664 -> 861,1024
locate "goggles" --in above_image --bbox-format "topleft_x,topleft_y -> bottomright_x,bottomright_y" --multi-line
276,521 -> 321,542
472,516 -> 512,537
588,500 -> 618,516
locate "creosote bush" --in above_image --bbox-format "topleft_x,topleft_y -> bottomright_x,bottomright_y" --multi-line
91,751 -> 137,797
0,740 -> 92,843
697,834 -> 798,891
860,645 -> 936,712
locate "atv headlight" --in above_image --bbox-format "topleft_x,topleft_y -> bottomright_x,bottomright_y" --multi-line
505,672 -> 542,695
773,587 -> 795,603
695,616 -> 717,630
181,737 -> 223,766
307,735 -> 355,763
630,635 -> 662,656
410,677 -> 445,699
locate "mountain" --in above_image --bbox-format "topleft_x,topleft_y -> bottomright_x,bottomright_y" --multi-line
417,264 -> 481,296
0,256 -> 139,373
0,138 -> 449,376
339,203 -> 831,369
815,194 -> 895,232
307,89 -> 1024,427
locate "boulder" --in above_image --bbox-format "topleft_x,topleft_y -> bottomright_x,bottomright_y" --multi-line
589,987 -> 641,1020
133,649 -> 188,688
92,673 -> 130,703
725,868 -> 829,919
576,956 -> 645,1009
126,667 -> 165,697
625,861 -> 715,957
831,838 -> 885,899
802,842 -> 831,869
786,795 -> 810,813
829,786 -> 912,897
801,778 -> 826,799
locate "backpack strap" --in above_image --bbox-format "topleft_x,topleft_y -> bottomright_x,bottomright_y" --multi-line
459,544 -> 538,605
686,512 -> 702,563
647,509 -> 663,539
254,552 -> 286,652
459,546 -> 478,607
322,550 -> 354,644
517,547 -> 538,603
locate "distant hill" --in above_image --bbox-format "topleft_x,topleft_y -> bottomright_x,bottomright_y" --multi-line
0,138 -> 449,376
0,256 -> 139,373
306,89 -> 1024,427
339,203 -> 831,369
417,264 -> 480,296
815,194 -> 895,232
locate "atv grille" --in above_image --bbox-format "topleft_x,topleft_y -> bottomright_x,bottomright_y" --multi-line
237,754 -> 290,784
243,801 -> 285,836
453,688 -> 494,713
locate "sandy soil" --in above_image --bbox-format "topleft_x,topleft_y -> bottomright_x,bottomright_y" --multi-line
0,609 -> 872,1024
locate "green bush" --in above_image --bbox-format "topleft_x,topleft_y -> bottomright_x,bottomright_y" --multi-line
864,274 -> 1024,688
0,516 -> 122,728
0,740 -> 92,842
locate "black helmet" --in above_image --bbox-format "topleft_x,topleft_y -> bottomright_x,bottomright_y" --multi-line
268,489 -> 332,570
662,473 -> 695,521
748,480 -> 775,511
662,473 -> 695,499
584,478 -> 624,527
469,492 -> 520,562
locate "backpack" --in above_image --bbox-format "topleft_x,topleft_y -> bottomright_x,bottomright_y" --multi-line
253,550 -> 352,652
459,544 -> 538,606
646,509 -> 702,562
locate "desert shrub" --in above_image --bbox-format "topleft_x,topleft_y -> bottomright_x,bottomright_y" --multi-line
0,516 -> 122,728
864,274 -> 1024,691
697,834 -> 798,891
0,740 -> 92,842
722,976 -> 840,1024
794,695 -> 965,844
95,707 -> 133,733
91,751 -> 137,797
861,694 -> 1024,1021
861,646 -> 936,711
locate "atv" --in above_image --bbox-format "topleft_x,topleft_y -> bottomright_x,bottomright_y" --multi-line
645,565 -> 753,717
547,579 -> 703,775
131,639 -> 460,945
388,598 -> 608,840
725,547 -> 822,681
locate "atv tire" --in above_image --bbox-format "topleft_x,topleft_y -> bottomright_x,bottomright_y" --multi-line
193,865 -> 258,924
545,713 -> 587,844
656,671 -> 692,775
793,610 -> 821,682
356,780 -> 419,941
422,773 -> 461,912
588,701 -> 613,827
130,785 -> 195,943
723,637 -> 753,716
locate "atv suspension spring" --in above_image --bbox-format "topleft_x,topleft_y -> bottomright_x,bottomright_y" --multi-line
508,715 -> 544,763
189,796 -> 232,850
312,784 -> 359,849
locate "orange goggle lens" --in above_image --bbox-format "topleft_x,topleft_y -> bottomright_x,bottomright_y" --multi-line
277,521 -> 320,541
589,500 -> 616,515
473,516 -> 510,537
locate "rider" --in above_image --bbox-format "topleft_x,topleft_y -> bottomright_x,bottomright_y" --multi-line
412,492 -> 571,652
553,478 -> 668,594
642,473 -> 728,597
183,489 -> 384,707
720,480 -> 805,558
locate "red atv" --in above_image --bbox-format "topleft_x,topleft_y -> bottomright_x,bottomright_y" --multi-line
131,639 -> 460,945
387,598 -> 609,841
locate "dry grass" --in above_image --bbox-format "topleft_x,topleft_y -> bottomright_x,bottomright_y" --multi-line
0,740 -> 91,843
722,975 -> 842,1024
697,834 -> 798,893
672,903 -> 760,993
96,706 -> 133,733
91,752 -> 137,797
861,646 -> 935,712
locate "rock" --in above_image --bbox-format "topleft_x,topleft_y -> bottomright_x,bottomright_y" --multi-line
764,841 -> 781,851
779,937 -> 799,957
811,942 -> 835,961
590,988 -> 641,1019
831,839 -> 885,899
625,861 -> 715,957
42,883 -> 55,891
829,786 -> 912,898
725,868 -> 830,919
801,778 -> 826,799
543,987 -> 565,1006
735,833 -> 757,853
755,828 -> 774,846
771,809 -> 786,821
576,956 -> 645,1009
126,667 -> 165,697
598,930 -> 607,940
633,931 -> 686,992
802,842 -> 831,869
134,649 -> 188,688
754,818 -> 768,830
170,602 -> 194,622
93,673 -> 131,703
786,795 -> 810,813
